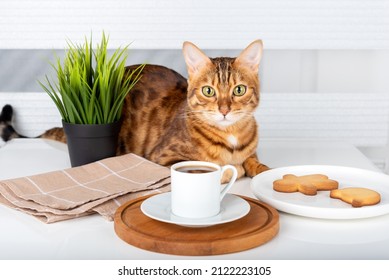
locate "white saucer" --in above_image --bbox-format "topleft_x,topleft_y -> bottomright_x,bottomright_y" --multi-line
140,193 -> 250,227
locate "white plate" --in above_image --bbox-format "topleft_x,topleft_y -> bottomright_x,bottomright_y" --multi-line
140,193 -> 250,227
251,165 -> 389,219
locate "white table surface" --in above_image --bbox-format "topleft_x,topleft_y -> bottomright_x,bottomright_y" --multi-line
0,138 -> 388,260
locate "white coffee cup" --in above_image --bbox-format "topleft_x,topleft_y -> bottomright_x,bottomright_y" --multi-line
170,161 -> 238,219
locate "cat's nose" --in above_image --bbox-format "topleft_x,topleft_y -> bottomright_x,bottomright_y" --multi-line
219,106 -> 231,116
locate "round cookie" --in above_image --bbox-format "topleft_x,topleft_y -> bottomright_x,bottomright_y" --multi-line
330,187 -> 381,207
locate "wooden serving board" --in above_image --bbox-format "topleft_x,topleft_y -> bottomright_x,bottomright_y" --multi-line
114,194 -> 279,256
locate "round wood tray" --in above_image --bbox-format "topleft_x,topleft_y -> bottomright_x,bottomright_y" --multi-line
114,194 -> 279,256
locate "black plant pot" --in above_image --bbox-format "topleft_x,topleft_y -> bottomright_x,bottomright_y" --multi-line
62,120 -> 122,167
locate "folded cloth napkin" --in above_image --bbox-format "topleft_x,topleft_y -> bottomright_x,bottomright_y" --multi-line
0,153 -> 171,223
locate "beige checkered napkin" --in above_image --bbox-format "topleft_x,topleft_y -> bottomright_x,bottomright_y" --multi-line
0,153 -> 171,223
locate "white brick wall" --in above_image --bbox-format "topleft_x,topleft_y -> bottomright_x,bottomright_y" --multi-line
258,92 -> 389,147
0,0 -> 388,49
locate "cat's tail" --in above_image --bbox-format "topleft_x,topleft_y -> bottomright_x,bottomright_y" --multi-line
40,127 -> 67,143
0,104 -> 66,147
0,104 -> 23,146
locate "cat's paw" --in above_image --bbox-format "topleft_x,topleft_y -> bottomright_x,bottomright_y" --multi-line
242,154 -> 270,177
256,164 -> 270,174
245,163 -> 270,177
221,170 -> 233,184
221,164 -> 245,184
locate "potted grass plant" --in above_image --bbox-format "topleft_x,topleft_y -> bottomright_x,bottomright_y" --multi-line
39,33 -> 144,167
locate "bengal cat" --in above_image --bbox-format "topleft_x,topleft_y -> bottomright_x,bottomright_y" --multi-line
0,40 -> 269,179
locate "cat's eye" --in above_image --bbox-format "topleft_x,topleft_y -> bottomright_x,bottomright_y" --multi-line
202,86 -> 215,97
233,85 -> 247,96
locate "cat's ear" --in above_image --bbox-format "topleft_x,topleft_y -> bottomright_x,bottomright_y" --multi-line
182,42 -> 212,76
235,40 -> 263,73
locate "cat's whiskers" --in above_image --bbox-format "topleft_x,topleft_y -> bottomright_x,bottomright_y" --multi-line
232,110 -> 254,117
181,109 -> 213,117
176,110 -> 212,122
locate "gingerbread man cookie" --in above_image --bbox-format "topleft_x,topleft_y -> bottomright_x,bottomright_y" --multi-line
330,187 -> 381,207
273,174 -> 339,196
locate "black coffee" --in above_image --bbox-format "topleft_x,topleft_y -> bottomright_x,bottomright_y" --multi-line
175,165 -> 217,174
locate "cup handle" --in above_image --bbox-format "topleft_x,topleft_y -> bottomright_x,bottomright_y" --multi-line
219,165 -> 238,201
